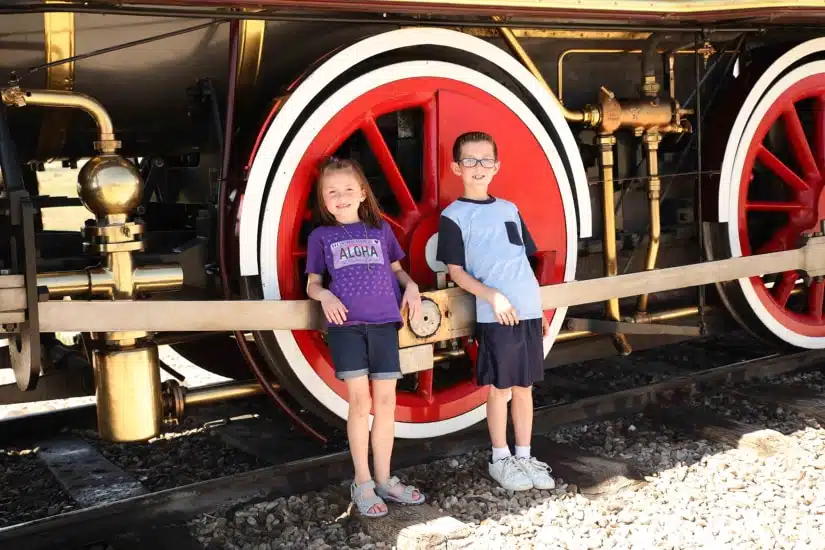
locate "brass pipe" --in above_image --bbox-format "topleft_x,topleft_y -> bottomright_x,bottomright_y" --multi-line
37,271 -> 92,297
497,24 -> 592,124
637,131 -> 662,313
556,305 -> 703,342
184,381 -> 273,407
597,133 -> 632,355
1,87 -> 119,153
161,379 -> 280,422
133,266 -> 184,294
557,48 -> 732,103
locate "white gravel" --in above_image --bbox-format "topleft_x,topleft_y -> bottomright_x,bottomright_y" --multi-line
189,368 -> 825,550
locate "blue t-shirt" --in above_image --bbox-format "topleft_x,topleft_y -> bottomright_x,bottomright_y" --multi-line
436,196 -> 541,324
305,221 -> 404,326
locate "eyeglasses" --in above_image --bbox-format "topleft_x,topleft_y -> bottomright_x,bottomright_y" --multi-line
459,157 -> 497,168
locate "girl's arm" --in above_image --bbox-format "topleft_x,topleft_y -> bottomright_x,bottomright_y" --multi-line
306,273 -> 348,325
391,261 -> 422,321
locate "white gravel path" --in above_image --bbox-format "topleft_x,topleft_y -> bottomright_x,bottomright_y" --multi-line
189,369 -> 825,550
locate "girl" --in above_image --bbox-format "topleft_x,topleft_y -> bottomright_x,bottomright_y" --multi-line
305,157 -> 426,518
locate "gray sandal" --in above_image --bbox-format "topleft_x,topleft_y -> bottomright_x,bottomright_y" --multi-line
375,476 -> 426,505
350,479 -> 388,518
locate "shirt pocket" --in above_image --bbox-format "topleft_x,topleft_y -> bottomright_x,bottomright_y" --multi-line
504,221 -> 524,247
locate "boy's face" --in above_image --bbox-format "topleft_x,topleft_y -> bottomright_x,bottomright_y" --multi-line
450,140 -> 500,194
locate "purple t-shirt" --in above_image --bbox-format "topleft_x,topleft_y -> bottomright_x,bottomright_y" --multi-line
305,221 -> 405,326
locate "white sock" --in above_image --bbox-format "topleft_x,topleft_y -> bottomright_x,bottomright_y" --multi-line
491,446 -> 511,462
515,445 -> 531,459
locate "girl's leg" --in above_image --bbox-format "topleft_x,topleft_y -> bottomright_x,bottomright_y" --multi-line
346,376 -> 386,514
510,385 -> 533,448
371,378 -> 419,500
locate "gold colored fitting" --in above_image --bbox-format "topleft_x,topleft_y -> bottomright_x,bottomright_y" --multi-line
94,344 -> 162,442
1,86 -> 121,153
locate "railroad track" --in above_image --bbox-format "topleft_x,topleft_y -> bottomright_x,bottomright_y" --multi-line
1,337 -> 824,550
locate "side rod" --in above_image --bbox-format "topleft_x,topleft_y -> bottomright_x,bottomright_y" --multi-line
10,233 -> 825,334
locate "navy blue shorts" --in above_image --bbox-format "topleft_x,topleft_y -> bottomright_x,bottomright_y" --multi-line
475,318 -> 544,389
325,323 -> 402,381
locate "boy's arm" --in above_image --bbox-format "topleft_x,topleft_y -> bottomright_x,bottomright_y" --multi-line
437,214 -> 519,325
519,213 -> 538,257
447,264 -> 519,326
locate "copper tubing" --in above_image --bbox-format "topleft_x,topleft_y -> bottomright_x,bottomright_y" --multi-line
637,131 -> 662,313
216,21 -> 326,443
597,133 -> 633,355
2,88 -> 118,153
497,25 -> 590,123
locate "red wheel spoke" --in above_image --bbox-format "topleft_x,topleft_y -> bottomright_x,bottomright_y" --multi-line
782,105 -> 820,180
745,201 -> 804,212
381,213 -> 404,232
421,98 -> 438,210
757,145 -> 810,192
773,271 -> 798,307
814,96 -> 825,170
293,248 -> 307,257
810,279 -> 825,320
416,369 -> 434,403
756,224 -> 796,254
361,114 -> 418,215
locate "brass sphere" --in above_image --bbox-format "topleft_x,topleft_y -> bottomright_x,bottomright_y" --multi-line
77,154 -> 142,218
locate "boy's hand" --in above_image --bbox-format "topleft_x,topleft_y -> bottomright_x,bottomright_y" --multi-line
401,283 -> 422,322
319,290 -> 348,325
486,289 -> 519,326
542,315 -> 550,337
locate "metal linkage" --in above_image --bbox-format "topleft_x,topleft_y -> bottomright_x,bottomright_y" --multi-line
0,84 -> 184,443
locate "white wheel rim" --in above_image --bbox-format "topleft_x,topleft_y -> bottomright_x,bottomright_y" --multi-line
725,60 -> 825,348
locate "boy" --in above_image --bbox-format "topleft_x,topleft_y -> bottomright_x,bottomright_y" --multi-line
436,131 -> 555,492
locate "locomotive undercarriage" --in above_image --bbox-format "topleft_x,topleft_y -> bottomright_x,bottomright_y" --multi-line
2,4 -> 825,443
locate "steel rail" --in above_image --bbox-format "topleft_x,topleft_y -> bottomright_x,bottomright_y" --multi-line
0,348 -> 822,549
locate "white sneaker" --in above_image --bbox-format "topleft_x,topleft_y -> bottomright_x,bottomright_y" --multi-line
489,455 -> 533,491
517,456 -> 556,490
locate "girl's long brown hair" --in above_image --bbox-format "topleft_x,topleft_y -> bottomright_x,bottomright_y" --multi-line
315,157 -> 384,228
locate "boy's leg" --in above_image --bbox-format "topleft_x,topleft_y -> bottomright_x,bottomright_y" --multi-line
511,385 -> 533,457
487,385 -> 511,453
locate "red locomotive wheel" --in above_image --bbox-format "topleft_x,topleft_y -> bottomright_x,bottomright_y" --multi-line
239,29 -> 587,438
709,42 -> 825,349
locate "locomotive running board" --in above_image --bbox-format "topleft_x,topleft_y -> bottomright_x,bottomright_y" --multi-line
3,234 -> 825,337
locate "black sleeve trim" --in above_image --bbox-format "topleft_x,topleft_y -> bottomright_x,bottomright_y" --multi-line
436,215 -> 465,268
519,213 -> 538,257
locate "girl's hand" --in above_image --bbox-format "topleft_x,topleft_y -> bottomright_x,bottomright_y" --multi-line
320,290 -> 348,325
401,282 -> 422,323
541,315 -> 550,337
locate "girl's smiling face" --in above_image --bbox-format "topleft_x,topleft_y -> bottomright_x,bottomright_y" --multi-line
321,169 -> 366,224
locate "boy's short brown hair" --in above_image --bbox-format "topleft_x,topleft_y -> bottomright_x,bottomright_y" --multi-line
452,131 -> 498,162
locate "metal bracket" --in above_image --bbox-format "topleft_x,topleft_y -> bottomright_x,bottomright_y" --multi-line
9,197 -> 41,391
0,99 -> 40,390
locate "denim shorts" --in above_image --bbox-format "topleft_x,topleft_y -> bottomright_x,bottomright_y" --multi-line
325,323 -> 402,381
